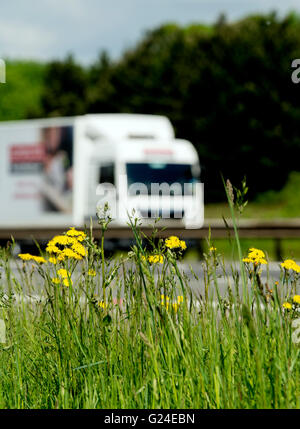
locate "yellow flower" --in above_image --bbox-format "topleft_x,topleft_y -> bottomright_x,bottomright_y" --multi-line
18,253 -> 34,261
88,269 -> 96,277
57,269 -> 68,278
172,302 -> 179,312
283,302 -> 292,310
57,253 -> 66,262
165,236 -> 181,249
281,259 -> 300,273
293,295 -> 300,305
18,254 -> 46,264
243,248 -> 268,265
71,242 -> 86,257
209,246 -> 217,252
165,236 -> 187,250
32,256 -> 46,264
98,300 -> 108,310
180,240 -> 187,250
66,227 -> 86,240
148,254 -> 164,264
63,278 -> 73,287
61,248 -> 79,259
51,235 -> 70,246
161,295 -> 183,312
161,295 -> 170,306
46,244 -> 61,255
49,257 -> 57,264
51,278 -> 60,285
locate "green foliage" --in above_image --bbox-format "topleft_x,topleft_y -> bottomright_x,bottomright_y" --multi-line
41,54 -> 88,117
256,171 -> 300,217
0,60 -> 46,120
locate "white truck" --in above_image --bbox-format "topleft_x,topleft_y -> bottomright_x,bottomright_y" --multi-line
0,114 -> 203,234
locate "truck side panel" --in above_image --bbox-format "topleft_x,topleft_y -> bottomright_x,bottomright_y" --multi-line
0,122 -> 76,227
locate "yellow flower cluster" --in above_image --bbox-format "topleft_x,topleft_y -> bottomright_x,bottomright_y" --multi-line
66,227 -> 86,241
281,259 -> 300,273
52,268 -> 73,287
165,236 -> 187,251
88,269 -> 96,277
148,255 -> 164,264
243,248 -> 267,265
282,295 -> 300,310
46,228 -> 87,262
98,301 -> 108,310
18,254 -> 46,264
283,302 -> 292,310
161,295 -> 184,312
293,295 -> 300,304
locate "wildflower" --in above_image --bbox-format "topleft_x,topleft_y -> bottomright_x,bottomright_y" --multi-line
209,246 -> 217,252
283,302 -> 292,310
46,244 -> 61,255
293,295 -> 300,305
57,253 -> 65,262
61,248 -> 80,259
18,253 -> 34,261
57,269 -> 68,278
165,236 -> 181,249
148,255 -> 164,264
161,295 -> 183,312
51,278 -> 60,285
180,240 -> 187,250
98,301 -> 108,310
63,278 -> 73,287
161,295 -> 170,309
243,248 -> 267,265
55,268 -> 71,286
49,257 -> 57,264
172,302 -> 179,312
18,254 -> 46,264
50,235 -> 69,246
71,242 -> 86,257
165,236 -> 187,251
281,259 -> 300,273
32,256 -> 46,264
66,227 -> 86,241
88,269 -> 96,277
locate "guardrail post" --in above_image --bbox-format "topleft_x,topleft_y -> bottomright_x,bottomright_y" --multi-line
196,239 -> 204,259
274,238 -> 282,261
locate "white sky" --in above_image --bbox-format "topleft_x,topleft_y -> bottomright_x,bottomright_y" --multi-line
0,0 -> 299,63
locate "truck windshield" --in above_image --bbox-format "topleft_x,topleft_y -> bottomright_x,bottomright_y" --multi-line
126,163 -> 197,195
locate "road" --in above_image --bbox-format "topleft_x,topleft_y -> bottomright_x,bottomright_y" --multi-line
0,260 -> 285,300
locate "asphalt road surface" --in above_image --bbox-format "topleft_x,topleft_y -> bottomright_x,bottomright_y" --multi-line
0,260 -> 284,300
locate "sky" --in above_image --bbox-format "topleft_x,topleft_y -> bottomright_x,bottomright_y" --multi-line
0,0 -> 299,63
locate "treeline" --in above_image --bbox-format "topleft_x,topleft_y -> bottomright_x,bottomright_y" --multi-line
1,13 -> 300,201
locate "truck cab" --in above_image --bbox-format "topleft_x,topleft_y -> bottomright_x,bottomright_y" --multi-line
78,114 -> 203,229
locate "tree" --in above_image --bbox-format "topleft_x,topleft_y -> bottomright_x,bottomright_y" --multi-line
41,54 -> 87,117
